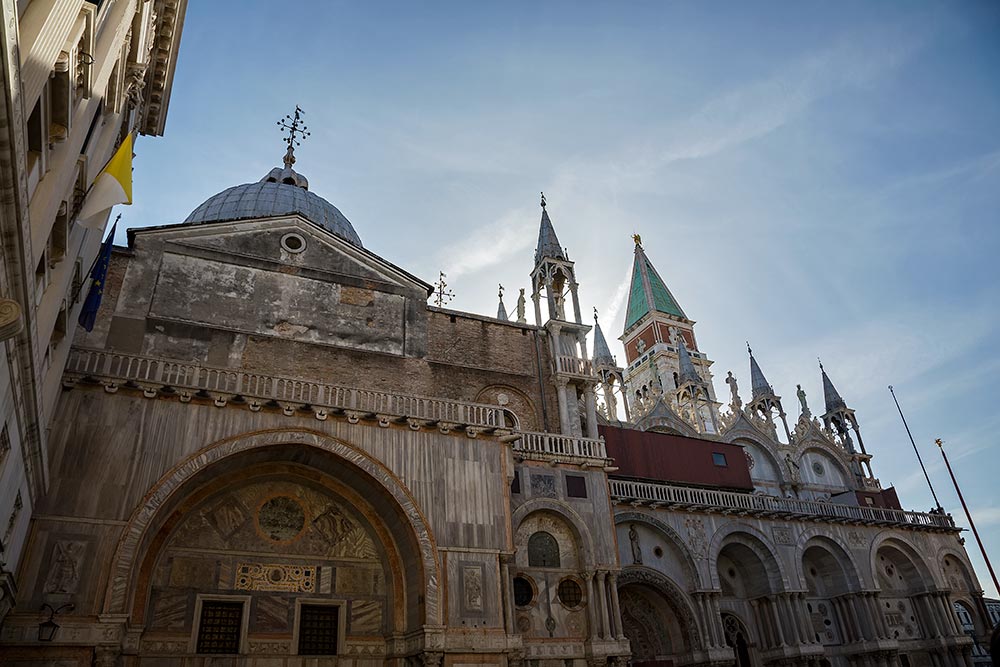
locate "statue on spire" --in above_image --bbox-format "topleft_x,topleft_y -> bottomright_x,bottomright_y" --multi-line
276,105 -> 310,168
632,232 -> 642,247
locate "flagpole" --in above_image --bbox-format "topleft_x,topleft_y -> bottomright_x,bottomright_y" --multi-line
936,438 -> 1000,596
71,214 -> 120,304
888,385 -> 943,511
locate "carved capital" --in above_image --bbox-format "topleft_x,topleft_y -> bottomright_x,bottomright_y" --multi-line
422,651 -> 444,667
94,645 -> 121,667
0,299 -> 24,340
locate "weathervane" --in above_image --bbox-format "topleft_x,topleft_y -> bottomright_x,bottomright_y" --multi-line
276,106 -> 310,168
433,271 -> 455,307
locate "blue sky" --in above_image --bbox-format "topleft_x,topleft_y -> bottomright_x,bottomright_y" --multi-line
125,2 -> 1000,596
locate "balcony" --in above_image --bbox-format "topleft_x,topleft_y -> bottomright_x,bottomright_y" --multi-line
64,347 -> 508,431
608,478 -> 956,531
555,355 -> 593,377
513,430 -> 609,464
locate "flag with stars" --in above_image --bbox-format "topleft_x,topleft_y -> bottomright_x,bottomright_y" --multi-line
77,222 -> 117,332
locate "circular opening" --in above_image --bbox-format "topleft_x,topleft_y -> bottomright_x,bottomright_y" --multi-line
653,546 -> 664,558
513,576 -> 534,607
281,233 -> 306,253
557,578 -> 583,609
812,461 -> 825,476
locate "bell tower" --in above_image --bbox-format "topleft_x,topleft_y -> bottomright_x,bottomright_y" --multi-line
620,235 -> 720,431
530,194 -> 597,438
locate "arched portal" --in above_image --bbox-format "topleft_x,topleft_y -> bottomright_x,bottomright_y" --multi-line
103,430 -> 440,659
721,612 -> 753,667
616,567 -> 701,666
802,541 -> 855,646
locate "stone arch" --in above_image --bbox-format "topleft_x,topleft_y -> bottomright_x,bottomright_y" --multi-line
870,533 -> 936,592
794,531 -> 864,591
731,435 -> 783,484
102,428 -> 442,627
512,498 -> 597,567
618,565 -> 704,652
798,445 -> 852,488
475,384 -> 535,431
936,545 -> 981,594
708,522 -> 789,591
614,511 -> 701,588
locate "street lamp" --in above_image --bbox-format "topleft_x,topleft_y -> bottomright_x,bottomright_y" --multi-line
38,603 -> 74,642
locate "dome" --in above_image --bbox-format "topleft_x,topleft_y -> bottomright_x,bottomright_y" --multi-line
184,177 -> 363,248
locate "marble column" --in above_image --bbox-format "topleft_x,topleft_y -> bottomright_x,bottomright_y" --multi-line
608,573 -> 624,639
584,388 -> 599,439
500,555 -> 514,633
555,380 -> 572,435
584,571 -> 598,638
749,598 -> 768,650
597,570 -> 611,638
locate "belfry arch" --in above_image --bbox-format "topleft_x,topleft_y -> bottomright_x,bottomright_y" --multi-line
102,429 -> 442,640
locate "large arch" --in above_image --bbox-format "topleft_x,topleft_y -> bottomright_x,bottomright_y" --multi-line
617,565 -> 704,654
614,511 -> 701,588
102,428 -> 442,629
512,498 -> 597,568
794,532 -> 863,591
708,522 -> 789,591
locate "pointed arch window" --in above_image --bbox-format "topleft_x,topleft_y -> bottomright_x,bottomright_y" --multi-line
527,531 -> 561,568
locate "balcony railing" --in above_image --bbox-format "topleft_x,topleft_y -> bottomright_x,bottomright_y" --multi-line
65,347 -> 507,429
556,355 -> 593,377
609,478 -> 956,530
513,431 -> 608,461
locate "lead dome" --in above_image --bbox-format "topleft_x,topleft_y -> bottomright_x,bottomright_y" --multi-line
183,165 -> 363,248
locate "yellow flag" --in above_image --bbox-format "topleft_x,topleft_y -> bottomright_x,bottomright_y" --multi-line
78,134 -> 133,227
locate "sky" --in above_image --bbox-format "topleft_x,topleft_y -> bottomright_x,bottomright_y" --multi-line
123,1 -> 1000,597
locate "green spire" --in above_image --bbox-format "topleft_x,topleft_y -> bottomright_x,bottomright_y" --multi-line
624,236 -> 686,331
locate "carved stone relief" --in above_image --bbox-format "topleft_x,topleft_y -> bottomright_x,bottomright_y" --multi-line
684,518 -> 707,559
771,526 -> 793,546
235,563 -> 316,592
462,564 -> 484,613
43,540 -> 87,594
530,473 -> 557,498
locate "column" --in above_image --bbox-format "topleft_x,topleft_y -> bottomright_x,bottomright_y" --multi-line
777,594 -> 801,645
584,387 -> 599,439
916,594 -> 941,639
937,592 -> 960,637
749,598 -> 769,650
609,573 -> 624,639
768,598 -> 787,647
832,597 -> 854,644
851,594 -> 873,641
845,595 -> 864,641
795,593 -> 815,645
584,571 -> 598,638
596,570 -> 610,638
869,592 -> 889,640
500,555 -> 514,633
555,380 -> 571,435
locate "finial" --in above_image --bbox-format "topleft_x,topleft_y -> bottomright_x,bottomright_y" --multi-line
818,357 -> 824,371
540,191 -> 546,209
593,306 -> 599,323
632,232 -> 642,247
498,283 -> 504,300
747,341 -> 752,356
432,271 -> 455,307
276,106 -> 311,169
935,438 -> 943,448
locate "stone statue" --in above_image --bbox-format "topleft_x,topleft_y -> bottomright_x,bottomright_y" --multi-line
784,453 -> 801,482
516,288 -> 526,323
796,384 -> 810,416
629,524 -> 642,564
554,292 -> 566,320
726,371 -> 742,409
44,540 -> 85,594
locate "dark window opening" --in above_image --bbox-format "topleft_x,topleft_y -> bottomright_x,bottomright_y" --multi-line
713,452 -> 728,467
566,474 -> 587,498
511,470 -> 521,494
513,576 -> 534,606
527,531 -> 560,568
557,579 -> 583,608
298,604 -> 339,655
196,600 -> 243,654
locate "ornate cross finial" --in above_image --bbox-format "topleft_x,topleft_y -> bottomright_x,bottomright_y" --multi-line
818,357 -> 824,371
747,341 -> 752,355
498,284 -> 504,300
540,192 -> 546,209
276,106 -> 310,168
433,271 -> 455,307
593,306 -> 599,323
632,232 -> 642,247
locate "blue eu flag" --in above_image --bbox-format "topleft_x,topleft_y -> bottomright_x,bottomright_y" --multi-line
78,222 -> 117,332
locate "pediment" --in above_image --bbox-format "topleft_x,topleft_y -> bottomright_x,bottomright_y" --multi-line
634,398 -> 700,438
135,216 -> 430,296
721,411 -> 778,445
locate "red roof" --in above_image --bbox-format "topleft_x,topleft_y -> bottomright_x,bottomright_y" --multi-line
600,424 -> 754,491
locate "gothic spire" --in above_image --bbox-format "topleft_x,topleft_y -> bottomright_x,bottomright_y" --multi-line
748,343 -> 774,399
677,338 -> 702,385
496,284 -> 508,321
592,308 -> 616,366
623,234 -> 687,332
820,361 -> 847,412
534,192 -> 566,265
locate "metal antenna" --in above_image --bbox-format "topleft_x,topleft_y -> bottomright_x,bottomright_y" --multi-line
888,385 -> 943,511
276,106 -> 310,168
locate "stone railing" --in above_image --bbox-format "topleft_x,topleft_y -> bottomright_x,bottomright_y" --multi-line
609,479 -> 956,530
64,347 -> 508,430
555,355 -> 593,377
513,430 -> 608,462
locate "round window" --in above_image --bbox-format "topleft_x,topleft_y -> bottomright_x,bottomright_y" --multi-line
280,233 -> 306,253
812,461 -> 825,476
513,576 -> 534,607
557,578 -> 583,609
